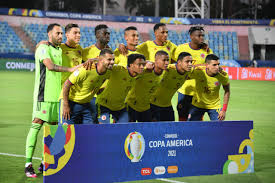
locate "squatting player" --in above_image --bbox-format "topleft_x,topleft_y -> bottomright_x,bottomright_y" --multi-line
25,23 -> 81,178
60,49 -> 114,124
188,54 -> 230,121
175,26 -> 213,121
126,50 -> 169,122
96,54 -> 146,123
150,52 -> 193,121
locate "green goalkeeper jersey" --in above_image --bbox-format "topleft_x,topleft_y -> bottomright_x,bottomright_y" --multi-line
33,44 -> 62,103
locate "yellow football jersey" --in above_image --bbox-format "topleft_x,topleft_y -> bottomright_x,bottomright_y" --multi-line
190,67 -> 229,109
175,43 -> 213,96
96,65 -> 136,111
151,64 -> 192,107
126,69 -> 164,112
82,44 -> 102,61
114,48 -> 141,67
60,43 -> 83,85
137,40 -> 177,63
61,65 -> 111,104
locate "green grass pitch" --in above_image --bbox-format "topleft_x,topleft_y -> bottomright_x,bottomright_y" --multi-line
0,71 -> 274,183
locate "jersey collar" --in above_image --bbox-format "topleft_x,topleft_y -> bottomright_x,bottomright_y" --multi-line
48,41 -> 60,50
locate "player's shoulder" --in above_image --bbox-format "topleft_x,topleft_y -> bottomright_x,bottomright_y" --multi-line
166,40 -> 177,47
36,44 -> 49,55
177,42 -> 189,48
113,48 -> 120,55
167,64 -> 177,70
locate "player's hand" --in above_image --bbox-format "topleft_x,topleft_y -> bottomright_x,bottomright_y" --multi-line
118,43 -> 128,55
219,66 -> 224,73
83,58 -> 98,70
145,61 -> 154,70
218,110 -> 226,121
35,40 -> 49,51
63,103 -> 71,121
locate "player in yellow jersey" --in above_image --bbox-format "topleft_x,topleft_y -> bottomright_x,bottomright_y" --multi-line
187,54 -> 230,121
126,50 -> 169,122
82,24 -> 111,61
82,24 -> 111,123
114,26 -> 141,67
60,23 -> 83,85
96,54 -> 146,124
59,49 -> 114,124
150,52 -> 193,121
119,23 -> 177,64
175,26 -> 213,121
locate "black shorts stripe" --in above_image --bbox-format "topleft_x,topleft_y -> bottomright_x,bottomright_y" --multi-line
38,62 -> 46,102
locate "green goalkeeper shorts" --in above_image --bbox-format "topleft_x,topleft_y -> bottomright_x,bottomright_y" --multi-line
32,101 -> 59,122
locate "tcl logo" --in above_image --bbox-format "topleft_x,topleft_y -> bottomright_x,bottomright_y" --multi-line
141,168 -> 152,176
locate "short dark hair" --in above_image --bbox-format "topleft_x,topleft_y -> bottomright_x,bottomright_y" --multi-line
154,23 -> 166,32
124,26 -> 137,34
155,50 -> 168,58
47,23 -> 61,33
127,54 -> 145,67
205,54 -> 219,63
95,24 -> 108,36
177,52 -> 192,61
65,23 -> 79,33
188,26 -> 204,35
99,48 -> 113,56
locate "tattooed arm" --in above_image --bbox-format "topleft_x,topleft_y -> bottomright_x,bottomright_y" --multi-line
43,58 -> 82,72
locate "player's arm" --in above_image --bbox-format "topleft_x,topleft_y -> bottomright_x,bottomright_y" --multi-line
118,43 -> 128,55
62,79 -> 73,120
43,58 -> 82,72
218,83 -> 230,121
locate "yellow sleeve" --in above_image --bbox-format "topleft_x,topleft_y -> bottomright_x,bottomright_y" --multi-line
170,42 -> 178,61
82,47 -> 89,61
136,42 -> 149,59
68,68 -> 86,85
218,70 -> 230,85
173,45 -> 184,62
114,48 -> 120,64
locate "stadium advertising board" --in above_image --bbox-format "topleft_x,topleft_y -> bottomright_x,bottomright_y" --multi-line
0,59 -> 35,71
0,7 -> 274,26
224,67 -> 275,81
43,121 -> 253,183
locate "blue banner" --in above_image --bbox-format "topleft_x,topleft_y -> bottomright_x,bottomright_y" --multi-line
0,7 -> 274,26
43,121 -> 254,183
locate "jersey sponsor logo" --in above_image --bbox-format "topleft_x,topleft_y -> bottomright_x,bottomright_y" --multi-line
167,166 -> 178,173
154,166 -> 166,175
124,132 -> 145,163
141,168 -> 152,176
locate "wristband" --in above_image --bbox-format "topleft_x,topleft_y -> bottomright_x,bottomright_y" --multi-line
222,104 -> 228,112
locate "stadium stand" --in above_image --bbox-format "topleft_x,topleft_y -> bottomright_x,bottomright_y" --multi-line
0,21 -> 30,53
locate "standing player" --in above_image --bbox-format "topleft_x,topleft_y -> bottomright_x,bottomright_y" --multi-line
114,26 -> 141,67
96,54 -> 146,123
126,50 -> 169,122
175,26 -> 213,121
82,24 -> 111,123
150,52 -> 193,121
60,49 -> 114,124
25,23 -> 81,178
188,54 -> 230,121
119,23 -> 177,64
60,23 -> 83,85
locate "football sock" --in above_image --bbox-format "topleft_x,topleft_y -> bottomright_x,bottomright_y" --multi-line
26,123 -> 42,164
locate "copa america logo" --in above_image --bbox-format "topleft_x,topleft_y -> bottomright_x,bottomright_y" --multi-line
124,132 -> 145,163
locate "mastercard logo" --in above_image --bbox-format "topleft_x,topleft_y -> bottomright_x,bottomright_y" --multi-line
167,166 -> 178,174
